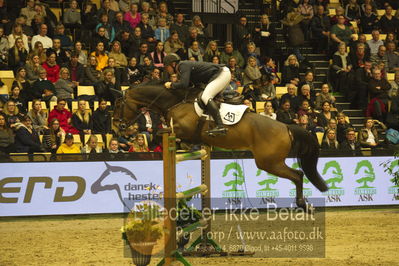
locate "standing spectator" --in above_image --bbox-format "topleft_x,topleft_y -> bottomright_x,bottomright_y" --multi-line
0,113 -> 14,155
124,3 -> 141,30
98,0 -> 116,24
42,51 -> 60,83
63,0 -> 82,38
48,98 -> 79,134
220,41 -> 245,68
8,24 -> 29,52
339,128 -> 361,154
311,5 -> 331,53
7,37 -> 28,71
282,54 -> 300,85
92,99 -> 111,134
154,17 -> 170,43
358,118 -> 386,148
14,114 -> 42,153
281,8 -> 305,61
359,4 -> 379,34
378,5 -> 399,35
72,99 -> 92,137
31,24 -> 53,49
254,14 -> 276,58
330,42 -> 352,95
367,67 -> 391,121
233,15 -> 252,52
276,99 -> 298,124
169,13 -> 189,44
330,15 -> 354,53
367,30 -> 384,55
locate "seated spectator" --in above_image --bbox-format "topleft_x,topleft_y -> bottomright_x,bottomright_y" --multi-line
56,132 -> 80,154
367,30 -> 384,55
242,42 -> 260,66
349,42 -> 371,70
385,32 -> 398,48
317,101 -> 338,129
336,112 -> 353,143
299,71 -> 317,97
169,13 -> 189,45
321,129 -> 339,151
297,99 -> 318,127
154,17 -> 170,43
3,100 -> 19,128
73,41 -> 87,66
50,38 -> 69,67
106,138 -> 123,154
53,24 -> 73,50
91,41 -> 108,71
203,40 -> 220,62
95,69 -> 121,105
324,118 -> 338,138
378,5 -> 399,34
258,74 -> 277,108
109,41 -> 128,68
191,15 -> 208,42
131,26 -> 145,54
212,56 -> 220,64
310,5 -> 330,53
339,128 -> 361,155
345,0 -> 361,21
330,42 -> 352,95
330,7 -> 351,26
43,118 -> 65,153
151,41 -> 166,68
12,67 -> 31,106
298,114 -> 317,136
103,57 -> 125,86
297,84 -> 316,109
55,67 -> 76,103
259,101 -> 276,120
118,124 -> 138,151
96,13 -> 115,44
187,40 -> 203,62
143,67 -> 161,82
67,51 -> 84,84
370,45 -> 388,68
137,107 -> 159,148
330,15 -> 354,53
243,56 -> 262,86
92,26 -> 110,52
0,113 -> 14,155
164,31 -> 185,58
30,67 -> 57,106
358,118 -> 387,148
97,0 -> 116,24
92,99 -> 112,134
359,4 -> 378,34
63,0 -> 82,39
82,56 -> 102,86
124,3 -> 141,30
30,41 -> 47,64
14,114 -> 43,153
133,42 -> 151,65
367,67 -> 391,121
31,23 -> 53,49
81,134 -> 103,153
20,0 -> 36,27
185,27 -> 206,54
360,0 -> 378,16
128,134 -> 150,152
253,14 -> 276,58
9,86 -> 26,113
0,27 -> 8,67
42,51 -> 60,83
280,83 -> 300,111
48,98 -> 79,134
25,53 -> 41,84
127,57 -> 144,85
141,56 -> 155,76
389,71 -> 399,97
315,84 -> 336,110
386,41 -> 399,73
155,2 -> 174,27
27,99 -> 48,134
220,41 -> 245,68
8,37 -> 28,71
227,56 -> 243,85
282,54 -> 300,85
8,24 -> 29,52
276,99 -> 298,124
72,99 -> 92,137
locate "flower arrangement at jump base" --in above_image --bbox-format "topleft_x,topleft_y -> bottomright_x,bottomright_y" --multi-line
121,202 -> 165,266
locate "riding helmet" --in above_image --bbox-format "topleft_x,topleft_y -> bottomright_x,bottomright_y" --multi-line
163,53 -> 181,66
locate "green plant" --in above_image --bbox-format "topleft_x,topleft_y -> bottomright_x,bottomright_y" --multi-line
176,197 -> 202,228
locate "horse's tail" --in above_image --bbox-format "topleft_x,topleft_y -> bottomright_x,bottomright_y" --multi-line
288,125 -> 328,192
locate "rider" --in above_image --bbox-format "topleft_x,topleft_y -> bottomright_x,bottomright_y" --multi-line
163,53 -> 231,136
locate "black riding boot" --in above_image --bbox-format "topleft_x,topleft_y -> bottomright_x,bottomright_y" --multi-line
206,99 -> 227,136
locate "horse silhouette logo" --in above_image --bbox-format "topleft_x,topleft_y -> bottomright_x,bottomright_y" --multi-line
91,162 -> 137,208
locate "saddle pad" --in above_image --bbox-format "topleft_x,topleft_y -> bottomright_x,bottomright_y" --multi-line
194,101 -> 248,125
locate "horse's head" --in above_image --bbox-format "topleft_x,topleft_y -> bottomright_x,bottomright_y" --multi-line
113,96 -> 141,133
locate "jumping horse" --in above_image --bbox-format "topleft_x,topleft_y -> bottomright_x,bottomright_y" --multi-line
113,80 -> 329,209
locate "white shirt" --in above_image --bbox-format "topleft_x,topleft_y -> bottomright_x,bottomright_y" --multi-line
31,35 -> 53,49
144,112 -> 152,128
260,112 -> 276,120
8,34 -> 29,52
366,128 -> 376,144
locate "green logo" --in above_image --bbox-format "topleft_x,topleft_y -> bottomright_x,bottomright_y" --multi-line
354,160 -> 377,195
322,160 -> 345,196
289,162 -> 312,197
222,162 -> 246,198
388,160 -> 399,195
256,169 -> 279,198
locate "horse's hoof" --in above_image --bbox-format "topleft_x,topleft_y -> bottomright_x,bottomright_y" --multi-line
296,198 -> 315,214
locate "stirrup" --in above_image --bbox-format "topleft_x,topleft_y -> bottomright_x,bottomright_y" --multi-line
206,126 -> 228,137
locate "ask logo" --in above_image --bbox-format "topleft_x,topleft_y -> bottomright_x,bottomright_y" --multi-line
221,162 -> 246,198
354,160 -> 376,202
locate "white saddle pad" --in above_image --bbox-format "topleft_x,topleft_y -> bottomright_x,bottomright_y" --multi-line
194,101 -> 248,125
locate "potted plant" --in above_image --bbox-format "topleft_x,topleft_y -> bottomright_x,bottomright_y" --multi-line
122,203 -> 164,266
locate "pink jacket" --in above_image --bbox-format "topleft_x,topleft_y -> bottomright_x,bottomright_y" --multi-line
124,12 -> 141,30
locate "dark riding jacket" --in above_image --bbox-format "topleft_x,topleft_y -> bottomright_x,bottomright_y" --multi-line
171,61 -> 223,90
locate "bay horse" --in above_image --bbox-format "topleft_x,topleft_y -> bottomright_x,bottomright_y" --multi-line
113,80 -> 328,209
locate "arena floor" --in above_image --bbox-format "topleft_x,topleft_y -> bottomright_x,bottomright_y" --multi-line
1,207 -> 398,266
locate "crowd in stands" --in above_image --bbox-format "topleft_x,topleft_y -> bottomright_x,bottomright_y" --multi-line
0,0 -> 398,158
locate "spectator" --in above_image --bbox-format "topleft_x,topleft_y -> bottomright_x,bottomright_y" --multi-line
30,67 -> 57,106
258,74 -> 277,107
330,15 -> 354,53
20,0 -> 36,26
155,1 -> 173,26
317,101 -> 338,129
140,2 -> 157,29
3,100 -> 19,128
233,15 -> 252,52
9,85 -> 26,113
128,134 -> 150,152
169,13 -> 189,44
143,67 -> 160,82
137,106 -> 159,148
103,57 -> 124,86
154,17 -> 170,43
281,8 -> 305,61
81,55 -> 101,86
345,0 -> 361,21
56,132 -> 80,154
299,70 -> 317,97
124,3 -> 141,30
331,42 -> 352,95
27,99 -> 47,134
367,30 -> 384,55
191,15 -> 208,41
282,54 -> 300,85
389,71 -> 399,97
15,16 -> 33,38
243,56 -> 261,86
361,0 -> 378,16
297,98 -> 318,125
92,99 -> 111,135
116,30 -> 135,58
106,138 -> 123,154
141,56 -> 155,75
202,40 -> 219,63
8,24 -> 29,52
367,67 -> 391,121
73,41 -> 87,66
262,57 -> 280,84
336,112 -> 353,143
276,99 -> 298,124
8,37 -> 27,71
280,83 -> 300,110
14,114 -> 42,153
0,113 -> 14,155
242,42 -> 261,66
113,11 -> 130,36
371,45 -> 388,70
109,41 -> 128,68
53,24 -> 73,50
187,40 -> 203,62
330,7 -> 351,26
386,41 -> 399,73
31,23 -> 52,49
43,118 -> 64,153
30,41 -> 47,64
67,51 -> 84,85
384,32 -> 398,48
164,31 -> 185,59
63,0 -> 82,37
259,100 -> 276,120
95,69 -> 121,105
212,56 -> 220,64
98,0 -> 116,24
127,57 -> 144,85
42,51 -> 60,83
50,38 -> 69,67
324,118 -> 338,137
139,13 -> 156,45
359,4 -> 379,34
81,134 -> 103,154
298,114 -> 317,136
349,42 -> 371,70
339,128 -> 361,155
254,14 -> 276,58
185,27 -> 206,54
220,41 -> 245,68
91,42 -> 108,71
321,129 -> 339,151
81,2 -> 98,46
92,27 -> 110,51
315,84 -> 336,110
354,60 -> 373,110
151,41 -> 166,68
25,53 -> 41,84
48,98 -> 79,134
12,67 -> 31,105
378,5 -> 399,35
358,117 -> 386,148
96,13 -> 116,44
387,88 -> 399,129
227,56 -> 243,85
118,124 -> 138,151
108,0 -> 120,12
310,5 -> 331,53
54,67 -> 76,102
298,0 -> 314,40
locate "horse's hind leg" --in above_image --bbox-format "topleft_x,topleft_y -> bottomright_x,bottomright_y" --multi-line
256,159 -> 306,209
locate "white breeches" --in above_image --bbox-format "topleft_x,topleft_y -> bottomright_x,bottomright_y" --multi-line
201,66 -> 231,104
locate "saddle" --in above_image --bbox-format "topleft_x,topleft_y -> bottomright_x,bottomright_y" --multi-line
196,90 -> 244,111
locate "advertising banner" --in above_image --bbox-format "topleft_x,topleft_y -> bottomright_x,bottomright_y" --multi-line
0,157 -> 398,216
